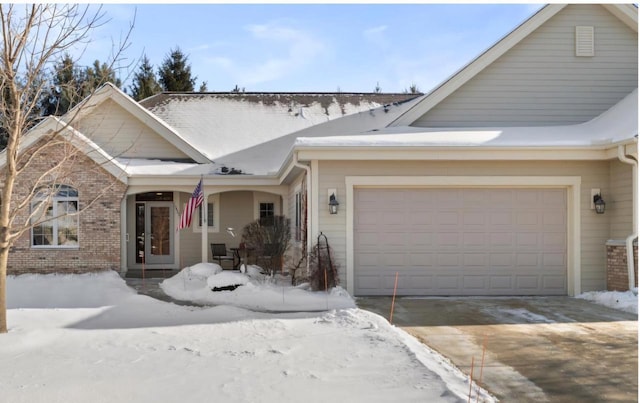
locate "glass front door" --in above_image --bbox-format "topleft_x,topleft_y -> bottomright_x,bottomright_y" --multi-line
144,202 -> 174,264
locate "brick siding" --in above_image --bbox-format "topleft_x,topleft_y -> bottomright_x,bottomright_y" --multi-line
3,137 -> 127,274
606,241 -> 639,291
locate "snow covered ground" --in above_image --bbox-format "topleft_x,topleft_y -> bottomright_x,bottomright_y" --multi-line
577,288 -> 638,314
2,266 -> 495,403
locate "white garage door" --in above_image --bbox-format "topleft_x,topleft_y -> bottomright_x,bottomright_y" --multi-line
354,188 -> 567,296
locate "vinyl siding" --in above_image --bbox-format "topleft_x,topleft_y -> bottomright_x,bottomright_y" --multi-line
316,159 -> 625,293
288,173 -> 306,266
413,4 -> 638,127
77,99 -> 191,160
609,160 -> 633,239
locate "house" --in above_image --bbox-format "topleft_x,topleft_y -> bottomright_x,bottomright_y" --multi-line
4,4 -> 637,298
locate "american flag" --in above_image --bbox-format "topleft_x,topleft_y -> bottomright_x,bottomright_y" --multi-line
178,178 -> 204,230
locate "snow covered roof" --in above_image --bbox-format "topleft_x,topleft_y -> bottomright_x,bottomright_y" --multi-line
141,92 -> 420,160
212,95 -> 425,175
295,89 -> 638,149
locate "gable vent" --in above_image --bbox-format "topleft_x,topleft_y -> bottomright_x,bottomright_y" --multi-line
575,26 -> 594,57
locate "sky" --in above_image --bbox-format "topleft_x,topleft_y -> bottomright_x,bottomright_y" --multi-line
78,3 -> 544,94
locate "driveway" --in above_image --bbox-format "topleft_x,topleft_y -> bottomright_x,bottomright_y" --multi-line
357,297 -> 638,402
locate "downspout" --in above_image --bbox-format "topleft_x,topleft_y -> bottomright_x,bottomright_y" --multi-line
617,145 -> 638,292
293,152 -> 311,275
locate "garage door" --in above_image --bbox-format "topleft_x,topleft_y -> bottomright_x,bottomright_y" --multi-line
354,188 -> 567,296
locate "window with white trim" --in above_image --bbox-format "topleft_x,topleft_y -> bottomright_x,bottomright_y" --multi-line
198,203 -> 215,228
31,185 -> 79,248
194,194 -> 220,232
259,202 -> 274,219
295,190 -> 302,242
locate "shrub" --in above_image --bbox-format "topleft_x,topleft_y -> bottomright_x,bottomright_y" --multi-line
241,215 -> 291,276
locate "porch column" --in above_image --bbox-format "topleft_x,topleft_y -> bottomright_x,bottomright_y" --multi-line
201,192 -> 209,263
120,195 -> 127,275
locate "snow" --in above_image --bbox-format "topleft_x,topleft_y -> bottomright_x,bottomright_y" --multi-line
295,89 -> 637,148
2,270 -> 494,402
145,94 -> 391,161
577,288 -> 638,314
161,263 -> 357,312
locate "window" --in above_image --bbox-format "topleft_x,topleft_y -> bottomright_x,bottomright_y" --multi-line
259,202 -> 275,226
194,194 -> 219,232
198,202 -> 215,227
259,202 -> 275,219
31,185 -> 79,248
295,191 -> 302,242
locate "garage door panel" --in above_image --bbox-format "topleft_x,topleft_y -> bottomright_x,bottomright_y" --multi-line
436,275 -> 460,289
516,276 -> 540,290
355,188 -> 567,296
463,232 -> 487,247
463,276 -> 487,290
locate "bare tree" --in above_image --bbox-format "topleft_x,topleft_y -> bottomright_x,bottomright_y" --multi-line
0,4 -> 132,333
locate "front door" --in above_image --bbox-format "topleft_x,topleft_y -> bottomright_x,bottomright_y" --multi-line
145,202 -> 174,265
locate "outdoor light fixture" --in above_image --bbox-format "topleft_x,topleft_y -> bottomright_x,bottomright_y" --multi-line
593,194 -> 606,214
329,193 -> 339,215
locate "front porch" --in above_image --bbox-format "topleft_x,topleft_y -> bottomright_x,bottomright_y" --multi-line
121,184 -> 295,276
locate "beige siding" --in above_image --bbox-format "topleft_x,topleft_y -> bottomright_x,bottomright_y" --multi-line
317,159 -> 624,293
178,191 -> 254,267
288,173 -> 306,266
609,160 -> 633,239
78,99 -> 191,160
414,4 -> 638,127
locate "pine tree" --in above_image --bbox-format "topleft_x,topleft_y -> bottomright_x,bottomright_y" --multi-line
129,55 -> 161,100
157,47 -> 196,91
40,53 -> 85,116
40,54 -> 123,116
85,60 -> 122,91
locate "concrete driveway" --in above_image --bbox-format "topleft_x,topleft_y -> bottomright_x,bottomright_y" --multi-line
357,297 -> 637,402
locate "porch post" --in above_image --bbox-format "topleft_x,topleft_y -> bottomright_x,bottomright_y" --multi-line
120,195 -> 127,275
201,191 -> 209,263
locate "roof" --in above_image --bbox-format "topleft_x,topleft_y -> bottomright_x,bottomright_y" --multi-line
295,89 -> 638,149
212,95 -> 424,176
141,92 -> 420,160
67,83 -> 211,163
390,4 -> 639,127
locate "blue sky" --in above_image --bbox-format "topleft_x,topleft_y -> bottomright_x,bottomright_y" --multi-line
81,3 -> 543,94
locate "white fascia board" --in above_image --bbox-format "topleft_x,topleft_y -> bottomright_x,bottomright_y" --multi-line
57,119 -> 129,184
0,116 -> 128,184
63,83 -> 211,164
602,4 -> 638,32
106,90 -> 211,164
390,4 -> 567,127
295,146 -> 614,161
127,175 -> 282,188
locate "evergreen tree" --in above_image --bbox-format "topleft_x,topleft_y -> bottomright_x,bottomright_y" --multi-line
85,59 -> 122,90
129,55 -> 161,100
40,54 -> 122,116
199,81 -> 208,92
158,47 -> 196,91
40,53 -> 85,116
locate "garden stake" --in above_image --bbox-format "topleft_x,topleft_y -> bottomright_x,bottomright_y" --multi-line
389,272 -> 399,323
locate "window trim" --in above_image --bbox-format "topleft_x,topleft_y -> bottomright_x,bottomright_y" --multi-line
194,194 -> 220,233
31,185 -> 79,249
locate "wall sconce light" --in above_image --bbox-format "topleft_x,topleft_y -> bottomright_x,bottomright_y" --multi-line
329,192 -> 339,215
593,194 -> 606,214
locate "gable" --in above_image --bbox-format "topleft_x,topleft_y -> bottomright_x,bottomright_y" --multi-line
76,98 -> 192,161
412,4 -> 638,128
